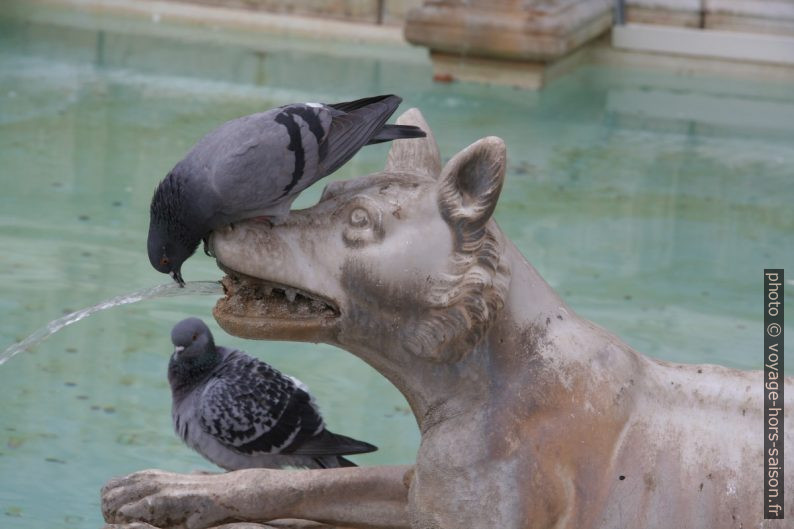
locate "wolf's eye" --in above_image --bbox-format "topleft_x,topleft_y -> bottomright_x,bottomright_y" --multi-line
343,196 -> 383,248
349,207 -> 371,227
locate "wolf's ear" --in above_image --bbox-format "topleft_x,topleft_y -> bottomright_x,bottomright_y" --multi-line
438,136 -> 506,233
384,108 -> 440,179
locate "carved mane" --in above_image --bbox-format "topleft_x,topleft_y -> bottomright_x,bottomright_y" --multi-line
387,111 -> 511,363
406,219 -> 510,363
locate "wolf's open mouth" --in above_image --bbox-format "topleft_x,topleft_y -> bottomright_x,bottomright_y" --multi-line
217,267 -> 339,320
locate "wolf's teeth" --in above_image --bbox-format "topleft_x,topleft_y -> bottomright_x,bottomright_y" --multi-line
285,288 -> 297,303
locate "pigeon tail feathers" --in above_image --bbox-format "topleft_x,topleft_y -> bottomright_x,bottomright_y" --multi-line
367,124 -> 427,145
287,428 -> 377,457
313,455 -> 358,468
317,95 -> 405,177
336,456 -> 358,467
327,94 -> 400,113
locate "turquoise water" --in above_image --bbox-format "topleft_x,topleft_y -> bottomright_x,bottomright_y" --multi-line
1,5 -> 793,528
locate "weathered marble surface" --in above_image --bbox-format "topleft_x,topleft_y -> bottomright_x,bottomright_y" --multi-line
102,109 -> 793,528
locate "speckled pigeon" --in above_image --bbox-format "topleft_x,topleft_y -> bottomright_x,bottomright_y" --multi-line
167,317 -> 377,470
148,94 -> 425,286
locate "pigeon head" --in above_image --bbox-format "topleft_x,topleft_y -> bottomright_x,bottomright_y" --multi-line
171,317 -> 215,358
168,317 -> 218,387
148,171 -> 203,287
147,223 -> 193,287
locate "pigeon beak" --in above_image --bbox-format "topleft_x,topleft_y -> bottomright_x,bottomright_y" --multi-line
170,270 -> 186,288
173,345 -> 185,357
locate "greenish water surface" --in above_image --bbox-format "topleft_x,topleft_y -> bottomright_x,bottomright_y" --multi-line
0,5 -> 793,528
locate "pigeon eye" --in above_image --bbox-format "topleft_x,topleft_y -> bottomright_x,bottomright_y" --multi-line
160,257 -> 170,266
192,333 -> 198,341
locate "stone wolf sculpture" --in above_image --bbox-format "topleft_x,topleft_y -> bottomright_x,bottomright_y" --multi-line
103,109 -> 792,529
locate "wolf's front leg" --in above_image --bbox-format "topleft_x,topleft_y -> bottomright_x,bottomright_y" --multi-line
101,466 -> 412,529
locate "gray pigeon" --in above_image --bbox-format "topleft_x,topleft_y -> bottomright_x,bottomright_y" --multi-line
167,317 -> 377,470
148,94 -> 425,286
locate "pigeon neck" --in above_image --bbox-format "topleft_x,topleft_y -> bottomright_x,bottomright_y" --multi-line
168,347 -> 219,394
154,171 -> 208,241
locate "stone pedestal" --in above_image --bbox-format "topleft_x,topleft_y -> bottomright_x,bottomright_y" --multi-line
404,0 -> 612,88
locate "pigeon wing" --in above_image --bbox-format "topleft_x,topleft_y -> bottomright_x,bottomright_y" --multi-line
279,376 -> 377,456
192,105 -> 333,225
197,351 -> 325,455
316,94 -> 403,177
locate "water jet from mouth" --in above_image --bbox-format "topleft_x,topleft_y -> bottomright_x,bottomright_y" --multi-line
0,281 -> 224,366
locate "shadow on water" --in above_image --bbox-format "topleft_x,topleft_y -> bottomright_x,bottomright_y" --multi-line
0,281 -> 224,365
